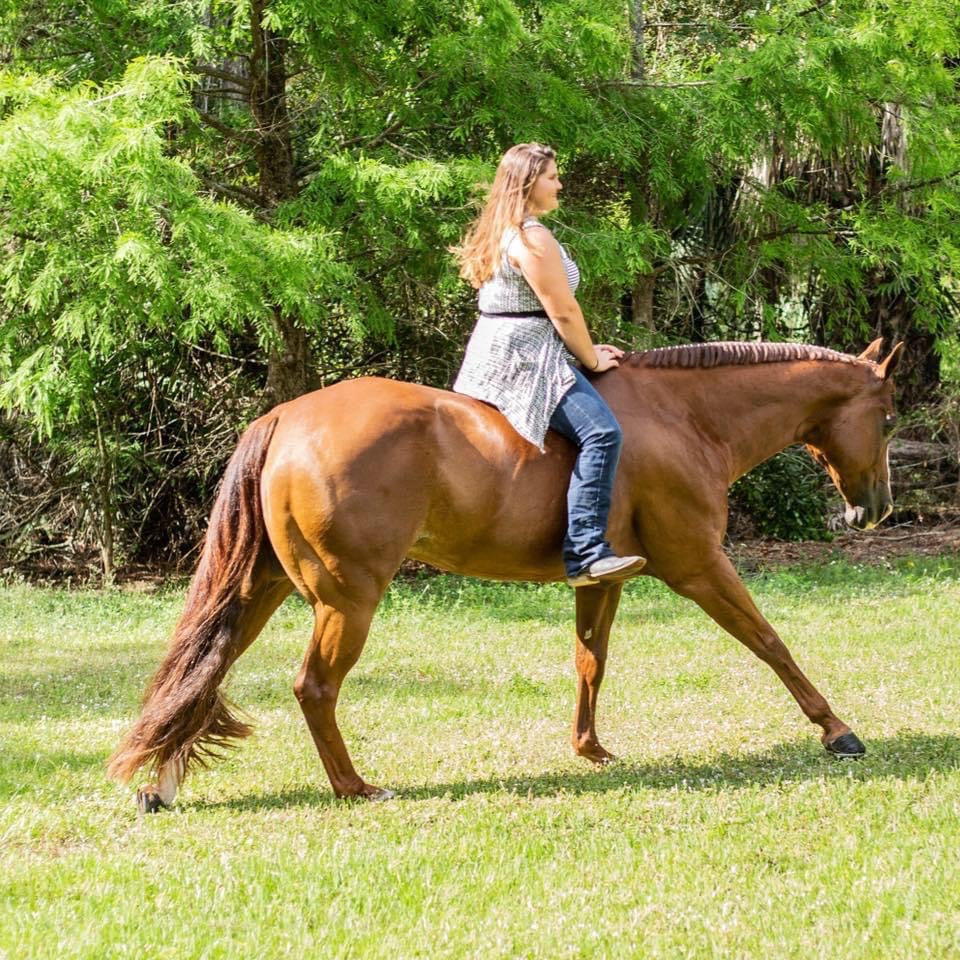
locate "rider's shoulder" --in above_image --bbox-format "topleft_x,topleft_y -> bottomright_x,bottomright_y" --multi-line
518,219 -> 557,252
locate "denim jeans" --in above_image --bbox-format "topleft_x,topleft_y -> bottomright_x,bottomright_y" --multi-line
548,366 -> 624,577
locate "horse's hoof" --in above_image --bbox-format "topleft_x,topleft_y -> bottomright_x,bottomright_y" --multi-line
575,741 -> 618,765
340,784 -> 396,801
136,787 -> 168,815
366,787 -> 396,802
824,731 -> 866,758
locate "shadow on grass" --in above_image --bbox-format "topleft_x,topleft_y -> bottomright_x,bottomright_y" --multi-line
186,730 -> 960,813
0,646 -> 163,722
0,749 -> 107,799
11,731 -> 954,810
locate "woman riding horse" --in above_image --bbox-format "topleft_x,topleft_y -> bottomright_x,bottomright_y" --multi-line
453,143 -> 645,589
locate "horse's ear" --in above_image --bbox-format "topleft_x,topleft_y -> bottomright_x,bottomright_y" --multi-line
858,338 -> 885,363
878,341 -> 904,381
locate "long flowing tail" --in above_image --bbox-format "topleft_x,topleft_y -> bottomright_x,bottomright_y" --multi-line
108,413 -> 280,784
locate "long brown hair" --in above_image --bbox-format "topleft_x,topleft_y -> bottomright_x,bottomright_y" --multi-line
453,143 -> 556,289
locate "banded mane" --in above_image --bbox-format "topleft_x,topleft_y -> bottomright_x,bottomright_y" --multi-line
628,341 -> 857,370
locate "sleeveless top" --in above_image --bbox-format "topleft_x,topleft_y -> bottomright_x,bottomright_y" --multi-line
477,218 -> 580,314
453,218 -> 581,452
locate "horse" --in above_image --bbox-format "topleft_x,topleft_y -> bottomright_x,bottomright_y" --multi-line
109,338 -> 903,812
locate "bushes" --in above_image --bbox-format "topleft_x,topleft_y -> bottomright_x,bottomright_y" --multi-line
730,447 -> 831,541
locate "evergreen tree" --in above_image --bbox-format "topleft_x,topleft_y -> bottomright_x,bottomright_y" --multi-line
0,0 -> 958,574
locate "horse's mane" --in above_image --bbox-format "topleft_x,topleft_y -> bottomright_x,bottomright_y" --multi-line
627,341 -> 856,370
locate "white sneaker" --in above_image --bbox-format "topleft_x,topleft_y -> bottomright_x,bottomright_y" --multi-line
566,554 -> 647,588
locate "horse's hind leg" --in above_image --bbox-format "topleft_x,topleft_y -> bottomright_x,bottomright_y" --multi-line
294,590 -> 390,800
668,549 -> 863,756
572,583 -> 624,765
135,574 -> 293,813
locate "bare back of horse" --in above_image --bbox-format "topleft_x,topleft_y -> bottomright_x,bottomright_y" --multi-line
261,380 -> 575,586
110,340 -> 902,811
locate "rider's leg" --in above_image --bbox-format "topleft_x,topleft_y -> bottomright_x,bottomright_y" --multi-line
548,367 -> 644,584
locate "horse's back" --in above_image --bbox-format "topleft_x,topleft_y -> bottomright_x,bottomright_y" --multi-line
266,377 -> 530,475
259,378 -> 572,583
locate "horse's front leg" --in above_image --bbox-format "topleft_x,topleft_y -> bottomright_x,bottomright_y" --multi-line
668,549 -> 864,756
572,582 -> 624,764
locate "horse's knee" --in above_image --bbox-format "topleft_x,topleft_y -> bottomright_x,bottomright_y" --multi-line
575,646 -> 606,682
753,630 -> 788,665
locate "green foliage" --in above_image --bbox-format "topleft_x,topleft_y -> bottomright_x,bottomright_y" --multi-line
0,58 -> 344,433
0,0 -> 958,573
731,447 -> 831,541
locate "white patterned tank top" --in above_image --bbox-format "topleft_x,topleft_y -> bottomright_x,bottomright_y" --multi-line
453,218 -> 581,451
477,217 -> 580,315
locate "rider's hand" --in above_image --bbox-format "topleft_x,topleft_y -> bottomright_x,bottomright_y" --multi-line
590,344 -> 624,373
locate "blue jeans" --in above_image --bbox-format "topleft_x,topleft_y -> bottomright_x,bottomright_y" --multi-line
548,367 -> 624,577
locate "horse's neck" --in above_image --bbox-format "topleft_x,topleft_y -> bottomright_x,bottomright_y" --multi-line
679,361 -> 863,481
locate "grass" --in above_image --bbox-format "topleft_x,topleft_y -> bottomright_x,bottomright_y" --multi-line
2,556 -> 960,958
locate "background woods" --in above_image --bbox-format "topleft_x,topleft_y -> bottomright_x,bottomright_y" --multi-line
1,0 -> 959,579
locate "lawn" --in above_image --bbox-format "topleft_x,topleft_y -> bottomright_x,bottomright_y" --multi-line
2,556 -> 959,959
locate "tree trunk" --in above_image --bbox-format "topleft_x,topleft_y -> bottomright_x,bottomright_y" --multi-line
864,280 -> 940,408
621,4 -> 659,333
250,0 -> 313,403
623,164 -> 658,332
631,272 -> 657,330
629,1 -> 644,80
250,0 -> 296,207
264,308 -> 314,408
93,409 -> 116,586
689,269 -> 709,342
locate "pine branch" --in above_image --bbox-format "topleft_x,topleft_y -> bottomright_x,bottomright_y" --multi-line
642,21 -> 751,31
342,114 -> 404,150
193,87 -> 249,101
193,64 -> 251,90
199,176 -> 272,222
196,111 -> 258,146
793,0 -> 832,20
880,169 -> 960,196
295,114 -> 410,178
605,78 -> 721,89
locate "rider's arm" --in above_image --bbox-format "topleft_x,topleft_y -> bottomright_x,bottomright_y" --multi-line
510,227 -> 619,373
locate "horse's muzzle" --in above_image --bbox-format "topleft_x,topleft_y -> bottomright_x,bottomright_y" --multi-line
844,499 -> 893,530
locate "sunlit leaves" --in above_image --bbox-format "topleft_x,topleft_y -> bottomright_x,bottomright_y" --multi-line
0,58 -> 342,434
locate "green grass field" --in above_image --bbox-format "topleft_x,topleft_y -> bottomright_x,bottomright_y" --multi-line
2,556 -> 960,959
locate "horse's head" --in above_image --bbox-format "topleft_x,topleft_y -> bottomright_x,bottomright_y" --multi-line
804,339 -> 904,530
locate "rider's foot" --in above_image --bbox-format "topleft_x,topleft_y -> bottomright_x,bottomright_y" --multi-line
566,554 -> 646,588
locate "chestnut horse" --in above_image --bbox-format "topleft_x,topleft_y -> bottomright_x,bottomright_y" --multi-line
109,339 -> 902,812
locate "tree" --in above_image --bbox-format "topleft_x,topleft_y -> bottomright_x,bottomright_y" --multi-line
0,0 -> 958,575
0,59 -> 343,578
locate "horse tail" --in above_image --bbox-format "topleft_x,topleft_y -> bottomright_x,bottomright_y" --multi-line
107,413 -> 280,785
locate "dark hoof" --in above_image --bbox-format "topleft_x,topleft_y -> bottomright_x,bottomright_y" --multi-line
825,732 -> 866,758
137,788 -> 167,815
